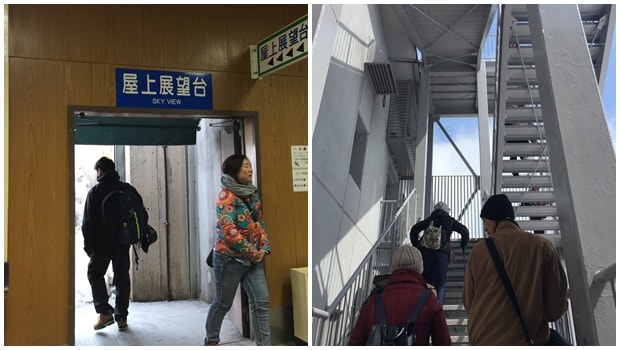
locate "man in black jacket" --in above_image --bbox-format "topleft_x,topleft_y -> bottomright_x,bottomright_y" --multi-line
82,156 -> 146,331
409,201 -> 469,305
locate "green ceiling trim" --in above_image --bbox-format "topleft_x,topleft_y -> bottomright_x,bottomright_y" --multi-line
74,115 -> 200,145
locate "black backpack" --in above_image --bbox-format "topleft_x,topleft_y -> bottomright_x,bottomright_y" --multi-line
102,183 -> 157,269
102,183 -> 148,246
365,289 -> 432,346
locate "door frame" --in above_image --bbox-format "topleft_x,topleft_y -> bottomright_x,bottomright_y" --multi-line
68,105 -> 260,345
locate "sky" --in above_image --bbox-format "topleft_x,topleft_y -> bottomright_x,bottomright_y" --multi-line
433,28 -> 616,176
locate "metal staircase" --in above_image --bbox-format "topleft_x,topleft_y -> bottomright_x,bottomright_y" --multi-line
494,5 -> 560,236
443,240 -> 472,345
486,5 -> 617,344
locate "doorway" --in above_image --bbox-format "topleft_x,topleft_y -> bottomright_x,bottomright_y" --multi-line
70,106 -> 258,345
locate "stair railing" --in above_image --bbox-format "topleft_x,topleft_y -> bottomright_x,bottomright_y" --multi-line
312,188 -> 418,346
590,263 -> 616,307
512,16 -> 554,203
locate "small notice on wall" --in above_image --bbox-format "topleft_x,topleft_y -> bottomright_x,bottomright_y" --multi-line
291,145 -> 308,192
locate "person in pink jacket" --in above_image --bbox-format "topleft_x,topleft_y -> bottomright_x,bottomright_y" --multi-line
348,245 -> 451,345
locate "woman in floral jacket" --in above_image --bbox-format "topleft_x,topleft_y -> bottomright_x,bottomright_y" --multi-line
204,154 -> 271,346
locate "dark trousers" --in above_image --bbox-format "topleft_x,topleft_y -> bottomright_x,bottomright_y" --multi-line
420,249 -> 449,305
87,244 -> 131,320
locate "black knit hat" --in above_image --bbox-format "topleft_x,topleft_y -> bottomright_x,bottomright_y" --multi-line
480,194 -> 515,221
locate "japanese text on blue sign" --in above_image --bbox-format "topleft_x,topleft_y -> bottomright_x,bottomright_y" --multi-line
116,68 -> 213,109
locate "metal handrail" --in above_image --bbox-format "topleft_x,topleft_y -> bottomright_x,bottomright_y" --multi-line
312,188 -> 418,345
593,263 -> 615,285
590,263 -> 616,307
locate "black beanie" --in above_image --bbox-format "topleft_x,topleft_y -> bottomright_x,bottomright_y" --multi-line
480,194 -> 515,221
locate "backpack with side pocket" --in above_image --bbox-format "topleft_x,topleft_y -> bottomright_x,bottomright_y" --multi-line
419,220 -> 442,250
365,289 -> 432,346
102,183 -> 148,247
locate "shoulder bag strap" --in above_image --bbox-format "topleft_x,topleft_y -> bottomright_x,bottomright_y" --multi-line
374,291 -> 388,325
407,289 -> 432,323
374,287 -> 431,326
485,238 -> 534,345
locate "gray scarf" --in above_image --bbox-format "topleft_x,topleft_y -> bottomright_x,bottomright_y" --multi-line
221,174 -> 257,198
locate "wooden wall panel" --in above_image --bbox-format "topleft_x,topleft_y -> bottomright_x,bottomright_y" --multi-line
7,58 -> 91,345
228,71 -> 308,308
91,5 -> 166,67
9,5 -> 165,67
9,4 -> 307,73
91,64 -> 117,106
159,5 -> 229,72
211,71 -> 231,110
7,4 -> 308,344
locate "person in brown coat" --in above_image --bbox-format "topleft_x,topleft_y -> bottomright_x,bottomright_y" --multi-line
462,194 -> 568,345
348,245 -> 451,345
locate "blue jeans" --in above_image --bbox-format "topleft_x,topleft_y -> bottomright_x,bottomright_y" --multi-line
205,252 -> 271,345
420,249 -> 449,305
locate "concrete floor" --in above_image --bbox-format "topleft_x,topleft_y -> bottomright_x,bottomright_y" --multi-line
75,299 -> 255,346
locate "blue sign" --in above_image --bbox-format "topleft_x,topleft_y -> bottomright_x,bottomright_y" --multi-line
116,68 -> 213,109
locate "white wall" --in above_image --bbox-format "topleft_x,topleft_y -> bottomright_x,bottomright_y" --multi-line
312,4 -> 392,311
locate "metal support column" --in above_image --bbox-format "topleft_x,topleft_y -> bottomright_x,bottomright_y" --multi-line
598,5 -> 616,94
114,145 -> 126,180
528,4 -> 616,346
477,63 -> 492,198
493,5 -> 514,194
413,66 -> 431,220
423,114 -> 434,217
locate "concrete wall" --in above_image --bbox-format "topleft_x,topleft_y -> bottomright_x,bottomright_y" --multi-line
5,4 -> 307,345
312,4 -> 392,312
193,118 -> 244,329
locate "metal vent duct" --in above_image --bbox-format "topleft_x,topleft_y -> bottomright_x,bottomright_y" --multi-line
364,62 -> 398,95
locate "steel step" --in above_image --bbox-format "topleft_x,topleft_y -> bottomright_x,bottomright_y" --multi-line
505,125 -> 546,140
444,281 -> 465,288
507,47 -> 535,66
447,318 -> 468,326
516,219 -> 561,231
445,291 -> 465,299
506,66 -> 537,85
501,175 -> 553,188
506,87 -> 540,104
503,190 -> 556,203
504,142 -> 547,157
514,205 -> 558,217
450,334 -> 469,345
502,159 -> 550,173
443,304 -> 466,312
505,106 -> 544,123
